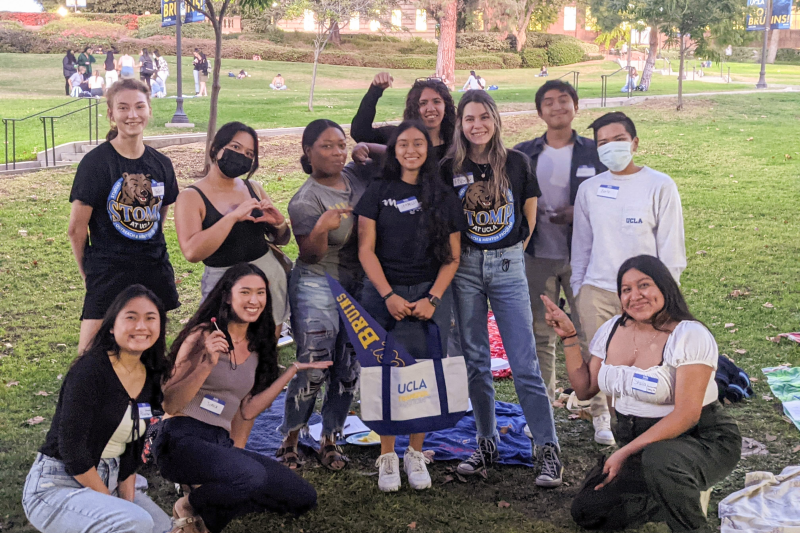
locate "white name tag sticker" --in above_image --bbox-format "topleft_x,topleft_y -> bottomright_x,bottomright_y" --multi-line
597,185 -> 619,199
632,373 -> 659,395
396,196 -> 420,213
453,175 -> 469,187
199,395 -> 226,415
137,403 -> 153,418
576,166 -> 596,178
152,182 -> 165,197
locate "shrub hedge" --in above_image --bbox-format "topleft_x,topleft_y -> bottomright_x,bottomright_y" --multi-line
135,14 -> 216,39
546,40 -> 585,66
521,48 -> 547,68
456,33 -> 509,52
776,48 -> 800,63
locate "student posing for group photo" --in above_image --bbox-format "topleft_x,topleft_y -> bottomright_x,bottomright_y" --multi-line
355,120 -> 466,492
441,90 -> 562,486
68,78 -> 180,354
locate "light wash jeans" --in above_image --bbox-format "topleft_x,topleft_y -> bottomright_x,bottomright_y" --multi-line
193,69 -> 200,93
452,242 -> 558,447
22,453 -> 172,533
279,266 -> 361,439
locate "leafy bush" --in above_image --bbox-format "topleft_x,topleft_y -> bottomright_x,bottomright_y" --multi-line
521,48 -> 547,68
84,0 -> 160,15
729,47 -> 759,63
398,37 -> 437,55
776,48 -> 800,63
525,31 -> 575,49
584,54 -> 604,61
135,14 -> 215,39
39,19 -> 130,39
456,33 -> 508,52
0,23 -> 38,53
577,41 -> 599,54
455,53 -> 504,70
546,41 -> 585,66
500,52 -> 523,69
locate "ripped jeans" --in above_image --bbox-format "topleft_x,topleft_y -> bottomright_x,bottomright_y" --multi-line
280,266 -> 361,439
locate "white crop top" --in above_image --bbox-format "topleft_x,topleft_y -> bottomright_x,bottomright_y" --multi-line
590,316 -> 719,418
101,405 -> 146,459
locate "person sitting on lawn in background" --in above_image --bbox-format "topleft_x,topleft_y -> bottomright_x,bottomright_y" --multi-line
22,285 -> 173,533
89,69 -> 105,98
150,73 -> 165,98
237,69 -> 249,79
270,74 -> 287,90
69,65 -> 86,97
538,65 -> 549,77
543,255 -> 741,532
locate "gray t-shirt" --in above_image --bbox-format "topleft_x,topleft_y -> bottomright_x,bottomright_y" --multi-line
288,162 -> 371,284
533,144 -> 573,260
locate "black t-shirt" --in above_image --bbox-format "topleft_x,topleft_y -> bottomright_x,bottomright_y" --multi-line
69,141 -> 179,265
440,149 -> 541,250
354,179 -> 466,285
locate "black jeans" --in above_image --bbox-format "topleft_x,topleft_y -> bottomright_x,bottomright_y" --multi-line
64,76 -> 70,96
571,402 -> 741,533
154,417 -> 317,533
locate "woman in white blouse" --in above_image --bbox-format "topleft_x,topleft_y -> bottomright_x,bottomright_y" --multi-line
542,254 -> 740,532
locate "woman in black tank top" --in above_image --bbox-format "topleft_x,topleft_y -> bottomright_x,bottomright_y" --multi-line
174,122 -> 292,446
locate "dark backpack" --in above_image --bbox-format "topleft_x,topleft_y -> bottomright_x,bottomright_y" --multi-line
716,355 -> 753,403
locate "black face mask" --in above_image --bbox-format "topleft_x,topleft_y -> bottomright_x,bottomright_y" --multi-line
217,149 -> 253,179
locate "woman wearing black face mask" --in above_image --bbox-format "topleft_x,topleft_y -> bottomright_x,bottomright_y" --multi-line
174,120 -> 291,393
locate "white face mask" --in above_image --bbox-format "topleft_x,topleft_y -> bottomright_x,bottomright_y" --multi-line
598,141 -> 634,172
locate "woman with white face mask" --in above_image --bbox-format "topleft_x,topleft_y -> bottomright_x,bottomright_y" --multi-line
569,112 -> 687,392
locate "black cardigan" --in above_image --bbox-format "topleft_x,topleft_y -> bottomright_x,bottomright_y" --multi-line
39,351 -> 162,482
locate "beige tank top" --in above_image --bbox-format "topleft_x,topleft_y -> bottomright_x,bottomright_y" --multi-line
101,405 -> 146,459
181,351 -> 258,433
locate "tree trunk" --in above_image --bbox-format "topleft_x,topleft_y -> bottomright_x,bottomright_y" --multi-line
435,0 -> 457,89
639,23 -> 659,90
308,48 -> 320,112
767,29 -> 780,64
330,21 -> 341,45
677,34 -> 685,111
203,0 -> 229,173
512,1 -> 538,52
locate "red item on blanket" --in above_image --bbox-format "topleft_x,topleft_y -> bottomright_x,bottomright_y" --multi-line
779,332 -> 800,343
489,311 -> 512,379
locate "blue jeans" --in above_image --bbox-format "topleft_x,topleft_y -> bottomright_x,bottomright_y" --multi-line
360,278 -> 452,360
22,453 -> 171,533
452,242 -> 558,446
280,266 -> 361,439
193,69 -> 200,93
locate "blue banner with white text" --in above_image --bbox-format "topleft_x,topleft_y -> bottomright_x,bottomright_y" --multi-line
162,0 -> 205,27
747,0 -> 794,31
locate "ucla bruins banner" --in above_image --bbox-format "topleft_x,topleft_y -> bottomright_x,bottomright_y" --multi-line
162,0 -> 205,27
326,274 -> 469,435
747,0 -> 794,31
326,274 -> 416,368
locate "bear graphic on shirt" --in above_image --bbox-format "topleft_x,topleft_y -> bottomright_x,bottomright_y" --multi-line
459,181 -> 515,244
106,172 -> 164,241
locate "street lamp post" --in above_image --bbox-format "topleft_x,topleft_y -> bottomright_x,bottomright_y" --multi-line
756,0 -> 772,89
167,0 -> 194,127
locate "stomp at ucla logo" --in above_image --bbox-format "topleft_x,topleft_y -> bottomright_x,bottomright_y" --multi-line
107,172 -> 164,240
457,181 -> 515,245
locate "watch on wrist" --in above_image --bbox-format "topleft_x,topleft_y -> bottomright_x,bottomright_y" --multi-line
427,294 -> 441,308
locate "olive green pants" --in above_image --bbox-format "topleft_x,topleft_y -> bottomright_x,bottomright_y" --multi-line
571,402 -> 741,532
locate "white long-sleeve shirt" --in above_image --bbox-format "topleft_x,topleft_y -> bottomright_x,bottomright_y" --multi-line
570,166 -> 686,295
462,75 -> 482,91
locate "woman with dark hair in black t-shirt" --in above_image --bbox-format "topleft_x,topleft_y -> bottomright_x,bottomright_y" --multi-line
355,121 -> 465,493
440,90 -> 563,486
22,285 -> 174,533
68,78 -> 180,354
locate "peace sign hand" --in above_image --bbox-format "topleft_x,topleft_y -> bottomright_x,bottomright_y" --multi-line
540,295 -> 577,339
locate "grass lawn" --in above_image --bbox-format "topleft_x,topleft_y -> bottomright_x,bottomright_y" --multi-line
1,92 -> 800,532
2,52 -> 800,164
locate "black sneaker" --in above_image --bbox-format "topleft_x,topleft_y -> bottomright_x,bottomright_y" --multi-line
457,437 -> 499,475
534,442 -> 563,487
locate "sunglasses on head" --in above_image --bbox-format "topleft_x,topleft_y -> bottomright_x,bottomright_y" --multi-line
414,76 -> 444,83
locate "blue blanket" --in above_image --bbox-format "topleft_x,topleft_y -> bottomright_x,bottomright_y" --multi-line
247,393 -> 533,467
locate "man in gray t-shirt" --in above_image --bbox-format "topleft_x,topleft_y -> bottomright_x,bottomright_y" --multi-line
288,162 -> 370,287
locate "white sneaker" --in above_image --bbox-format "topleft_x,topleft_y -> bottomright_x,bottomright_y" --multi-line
376,452 -> 401,492
403,447 -> 431,490
523,424 -> 532,439
593,414 -> 616,446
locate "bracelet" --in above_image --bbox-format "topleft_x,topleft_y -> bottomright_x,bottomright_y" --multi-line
382,291 -> 395,301
560,333 -> 578,341
563,341 -> 580,349
292,361 -> 301,371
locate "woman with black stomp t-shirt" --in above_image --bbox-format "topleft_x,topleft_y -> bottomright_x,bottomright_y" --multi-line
355,120 -> 465,493
68,78 -> 180,355
440,91 -> 563,487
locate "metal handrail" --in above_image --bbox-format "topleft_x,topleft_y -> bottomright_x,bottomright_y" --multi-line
3,98 -> 91,170
600,68 -> 630,108
39,98 -> 103,168
555,70 -> 581,93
